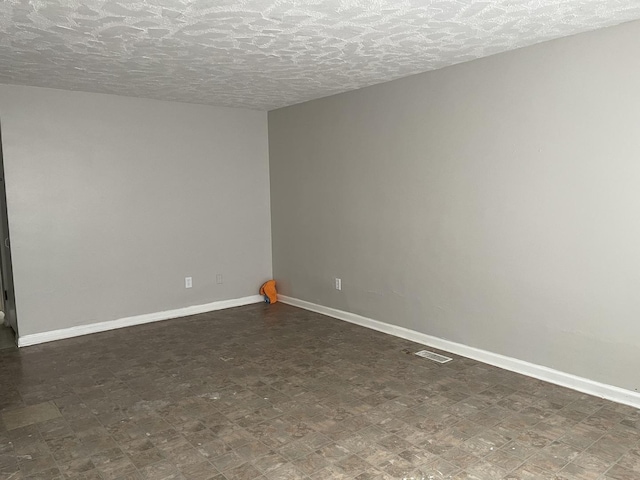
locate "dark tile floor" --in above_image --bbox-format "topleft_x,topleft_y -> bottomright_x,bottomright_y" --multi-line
1,303 -> 639,480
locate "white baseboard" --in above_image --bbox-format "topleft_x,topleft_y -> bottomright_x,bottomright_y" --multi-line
18,295 -> 263,347
279,295 -> 640,409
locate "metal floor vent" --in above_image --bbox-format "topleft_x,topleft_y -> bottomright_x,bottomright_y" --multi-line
414,349 -> 453,363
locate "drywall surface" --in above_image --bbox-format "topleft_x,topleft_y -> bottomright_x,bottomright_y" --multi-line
269,20 -> 640,392
0,85 -> 272,336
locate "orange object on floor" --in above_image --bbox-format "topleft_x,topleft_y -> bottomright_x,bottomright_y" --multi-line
259,280 -> 278,304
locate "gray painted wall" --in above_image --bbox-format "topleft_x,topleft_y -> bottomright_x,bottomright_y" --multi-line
0,85 -> 272,337
269,20 -> 640,392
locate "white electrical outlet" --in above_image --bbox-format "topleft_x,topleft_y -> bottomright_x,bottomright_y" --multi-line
185,277 -> 192,288
216,274 -> 223,284
335,278 -> 342,291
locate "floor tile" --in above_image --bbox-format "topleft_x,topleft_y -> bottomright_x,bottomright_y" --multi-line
0,303 -> 638,480
2,403 -> 62,431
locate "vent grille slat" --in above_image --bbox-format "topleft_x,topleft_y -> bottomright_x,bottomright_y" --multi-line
414,350 -> 453,363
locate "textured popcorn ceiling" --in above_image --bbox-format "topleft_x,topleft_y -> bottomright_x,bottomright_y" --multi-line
1,1 -> 640,110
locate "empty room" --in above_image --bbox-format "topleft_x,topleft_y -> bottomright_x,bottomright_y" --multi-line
1,1 -> 640,479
